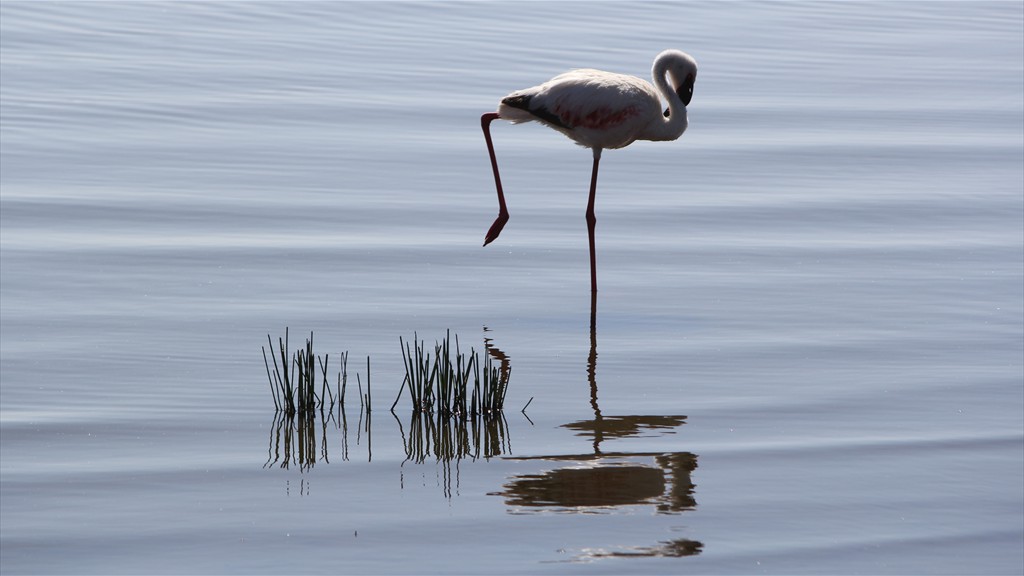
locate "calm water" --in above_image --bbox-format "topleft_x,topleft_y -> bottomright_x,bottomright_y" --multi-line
2,1 -> 1022,574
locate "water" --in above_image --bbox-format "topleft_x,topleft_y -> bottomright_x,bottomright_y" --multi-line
2,1 -> 1022,574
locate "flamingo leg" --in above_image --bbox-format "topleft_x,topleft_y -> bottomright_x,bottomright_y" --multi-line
481,112 -> 508,246
586,151 -> 601,293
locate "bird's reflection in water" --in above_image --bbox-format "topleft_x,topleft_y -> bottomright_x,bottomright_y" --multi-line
494,444 -> 697,516
484,327 -> 512,393
563,414 -> 689,446
497,450 -> 696,514
492,292 -> 702,557
574,537 -> 704,559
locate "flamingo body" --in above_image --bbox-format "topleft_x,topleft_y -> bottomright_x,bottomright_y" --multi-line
498,68 -> 676,152
481,50 -> 698,292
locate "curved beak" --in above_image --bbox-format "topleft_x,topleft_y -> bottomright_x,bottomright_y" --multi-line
677,74 -> 695,106
664,74 -> 696,117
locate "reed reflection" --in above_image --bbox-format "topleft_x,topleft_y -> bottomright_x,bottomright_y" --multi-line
264,403 -> 369,471
398,411 -> 510,464
263,389 -> 515,480
396,409 -> 511,497
492,292 -> 702,555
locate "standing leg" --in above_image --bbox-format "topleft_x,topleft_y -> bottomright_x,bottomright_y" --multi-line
587,287 -> 602,450
481,112 -> 509,246
586,149 -> 602,293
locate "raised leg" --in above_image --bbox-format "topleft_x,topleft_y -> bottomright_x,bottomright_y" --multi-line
586,150 -> 602,293
481,112 -> 508,246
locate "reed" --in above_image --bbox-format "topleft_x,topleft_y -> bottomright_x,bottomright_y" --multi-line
262,330 -> 348,416
264,329 -> 509,420
396,331 -> 510,419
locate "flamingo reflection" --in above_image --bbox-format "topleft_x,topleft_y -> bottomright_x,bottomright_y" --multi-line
492,293 -> 703,555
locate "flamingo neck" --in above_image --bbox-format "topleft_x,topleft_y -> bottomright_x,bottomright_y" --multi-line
641,59 -> 688,142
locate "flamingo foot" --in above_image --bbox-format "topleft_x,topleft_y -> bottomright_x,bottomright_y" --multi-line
483,212 -> 509,246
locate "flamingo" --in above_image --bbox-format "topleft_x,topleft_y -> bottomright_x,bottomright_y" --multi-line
480,49 -> 698,293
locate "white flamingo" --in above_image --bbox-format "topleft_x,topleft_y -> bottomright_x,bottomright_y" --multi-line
480,49 -> 698,293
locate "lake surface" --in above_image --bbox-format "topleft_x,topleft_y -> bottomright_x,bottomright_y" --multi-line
1,1 -> 1022,574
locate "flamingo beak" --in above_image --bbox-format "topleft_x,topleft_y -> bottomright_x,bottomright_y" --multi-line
665,74 -> 696,117
678,74 -> 695,106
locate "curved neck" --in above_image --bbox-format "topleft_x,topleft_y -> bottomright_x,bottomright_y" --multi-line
640,60 -> 688,142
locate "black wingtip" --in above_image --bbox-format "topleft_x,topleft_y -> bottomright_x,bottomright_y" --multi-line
502,93 -> 571,129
